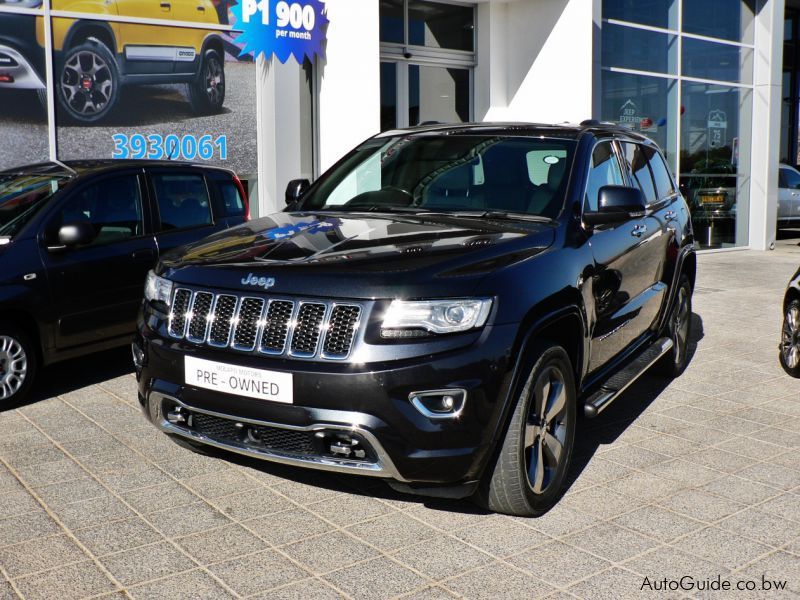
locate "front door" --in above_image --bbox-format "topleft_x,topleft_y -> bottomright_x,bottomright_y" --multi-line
586,141 -> 665,371
40,171 -> 157,350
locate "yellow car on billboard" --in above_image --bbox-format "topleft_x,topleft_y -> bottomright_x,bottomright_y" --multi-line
0,0 -> 228,122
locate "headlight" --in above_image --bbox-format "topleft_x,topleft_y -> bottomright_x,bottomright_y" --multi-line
381,298 -> 493,337
144,270 -> 173,306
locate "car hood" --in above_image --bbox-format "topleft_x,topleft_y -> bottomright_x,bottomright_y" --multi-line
159,212 -> 556,299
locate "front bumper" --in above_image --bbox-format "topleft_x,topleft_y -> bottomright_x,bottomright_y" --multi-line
0,44 -> 45,90
135,320 -> 518,489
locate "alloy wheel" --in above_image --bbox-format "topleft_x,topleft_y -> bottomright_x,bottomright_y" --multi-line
781,303 -> 800,370
0,335 -> 27,401
204,56 -> 224,107
60,50 -> 113,116
672,286 -> 691,366
524,365 -> 568,494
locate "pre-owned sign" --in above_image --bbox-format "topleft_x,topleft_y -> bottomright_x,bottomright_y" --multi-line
231,0 -> 329,64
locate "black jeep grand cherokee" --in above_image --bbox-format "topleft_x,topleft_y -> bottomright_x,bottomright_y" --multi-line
135,122 -> 696,516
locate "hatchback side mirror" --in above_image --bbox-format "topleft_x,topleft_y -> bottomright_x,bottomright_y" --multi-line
285,179 -> 310,206
49,221 -> 96,251
583,185 -> 647,226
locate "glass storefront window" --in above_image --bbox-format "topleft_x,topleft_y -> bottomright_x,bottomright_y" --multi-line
380,0 -> 404,44
600,70 -> 679,170
380,62 -> 398,131
602,0 -> 678,30
680,81 -> 752,248
601,23 -> 678,75
682,0 -> 755,44
682,38 -> 753,84
408,1 -> 474,52
408,64 -> 470,126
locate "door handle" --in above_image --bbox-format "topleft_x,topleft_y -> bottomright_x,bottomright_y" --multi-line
196,5 -> 205,10
665,210 -> 677,221
132,248 -> 155,260
631,224 -> 647,238
160,2 -> 171,9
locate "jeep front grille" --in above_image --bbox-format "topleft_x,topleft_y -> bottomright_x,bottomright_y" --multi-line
168,289 -> 361,360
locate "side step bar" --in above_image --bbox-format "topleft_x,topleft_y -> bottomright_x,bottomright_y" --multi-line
584,336 -> 674,418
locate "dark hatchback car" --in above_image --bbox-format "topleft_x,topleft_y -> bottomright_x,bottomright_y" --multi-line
136,122 -> 696,516
0,160 -> 248,404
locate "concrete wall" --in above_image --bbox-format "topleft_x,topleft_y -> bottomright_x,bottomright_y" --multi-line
475,0 -> 595,124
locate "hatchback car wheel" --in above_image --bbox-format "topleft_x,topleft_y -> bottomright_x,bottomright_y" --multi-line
189,49 -> 225,115
0,325 -> 36,405
478,342 -> 576,516
57,42 -> 120,123
780,299 -> 800,378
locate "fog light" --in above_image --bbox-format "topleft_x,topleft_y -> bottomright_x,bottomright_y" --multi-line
131,340 -> 145,370
410,389 -> 467,419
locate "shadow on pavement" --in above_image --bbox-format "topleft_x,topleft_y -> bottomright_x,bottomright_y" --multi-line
216,312 -> 706,517
4,346 -> 134,412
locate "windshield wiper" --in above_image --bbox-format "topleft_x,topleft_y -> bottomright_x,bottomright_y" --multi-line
443,210 -> 558,225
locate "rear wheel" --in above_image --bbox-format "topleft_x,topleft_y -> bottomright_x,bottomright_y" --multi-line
189,49 -> 225,115
656,274 -> 692,377
478,343 -> 576,517
779,298 -> 800,378
0,324 -> 37,406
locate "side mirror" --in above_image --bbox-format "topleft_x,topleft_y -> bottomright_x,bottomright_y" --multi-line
50,221 -> 96,251
583,185 -> 647,226
285,178 -> 310,206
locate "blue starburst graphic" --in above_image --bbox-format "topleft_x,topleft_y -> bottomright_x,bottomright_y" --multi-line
231,0 -> 329,64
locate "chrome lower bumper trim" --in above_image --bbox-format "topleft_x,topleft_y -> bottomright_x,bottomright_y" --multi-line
148,392 -> 409,482
0,45 -> 45,90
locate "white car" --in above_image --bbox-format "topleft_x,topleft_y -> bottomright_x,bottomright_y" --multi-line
778,164 -> 800,228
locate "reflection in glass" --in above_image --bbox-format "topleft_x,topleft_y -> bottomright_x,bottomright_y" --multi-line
600,70 -> 679,171
379,0 -> 404,44
408,0 -> 474,51
682,0 -> 755,44
409,64 -> 469,126
682,38 -> 752,84
680,81 -> 752,248
380,62 -> 398,132
602,0 -> 677,30
602,23 -> 678,75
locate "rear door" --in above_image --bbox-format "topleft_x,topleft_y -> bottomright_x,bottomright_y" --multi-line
39,170 -> 157,350
146,168 -> 220,257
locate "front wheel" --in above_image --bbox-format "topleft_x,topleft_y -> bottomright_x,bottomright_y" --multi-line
0,325 -> 37,406
779,299 -> 800,378
56,42 -> 120,123
477,343 -> 576,517
188,49 -> 225,115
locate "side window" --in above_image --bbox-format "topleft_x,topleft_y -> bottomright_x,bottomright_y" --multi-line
218,181 -> 246,217
780,167 -> 800,190
647,150 -> 676,199
584,142 -> 624,212
152,173 -> 213,230
55,175 -> 144,246
622,143 -> 658,205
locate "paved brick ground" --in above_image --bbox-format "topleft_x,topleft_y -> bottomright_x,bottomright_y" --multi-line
1,246 -> 800,600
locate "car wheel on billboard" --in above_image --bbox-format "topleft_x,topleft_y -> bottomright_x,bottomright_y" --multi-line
189,49 -> 226,115
36,89 -> 47,112
56,41 -> 120,123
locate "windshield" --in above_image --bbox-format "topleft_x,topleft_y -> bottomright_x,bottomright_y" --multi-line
0,174 -> 68,238
299,135 -> 576,219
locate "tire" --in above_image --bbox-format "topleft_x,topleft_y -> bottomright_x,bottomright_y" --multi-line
188,49 -> 225,115
779,298 -> 800,378
655,273 -> 692,377
36,88 -> 47,112
55,41 -> 120,123
477,342 -> 577,517
0,324 -> 37,407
